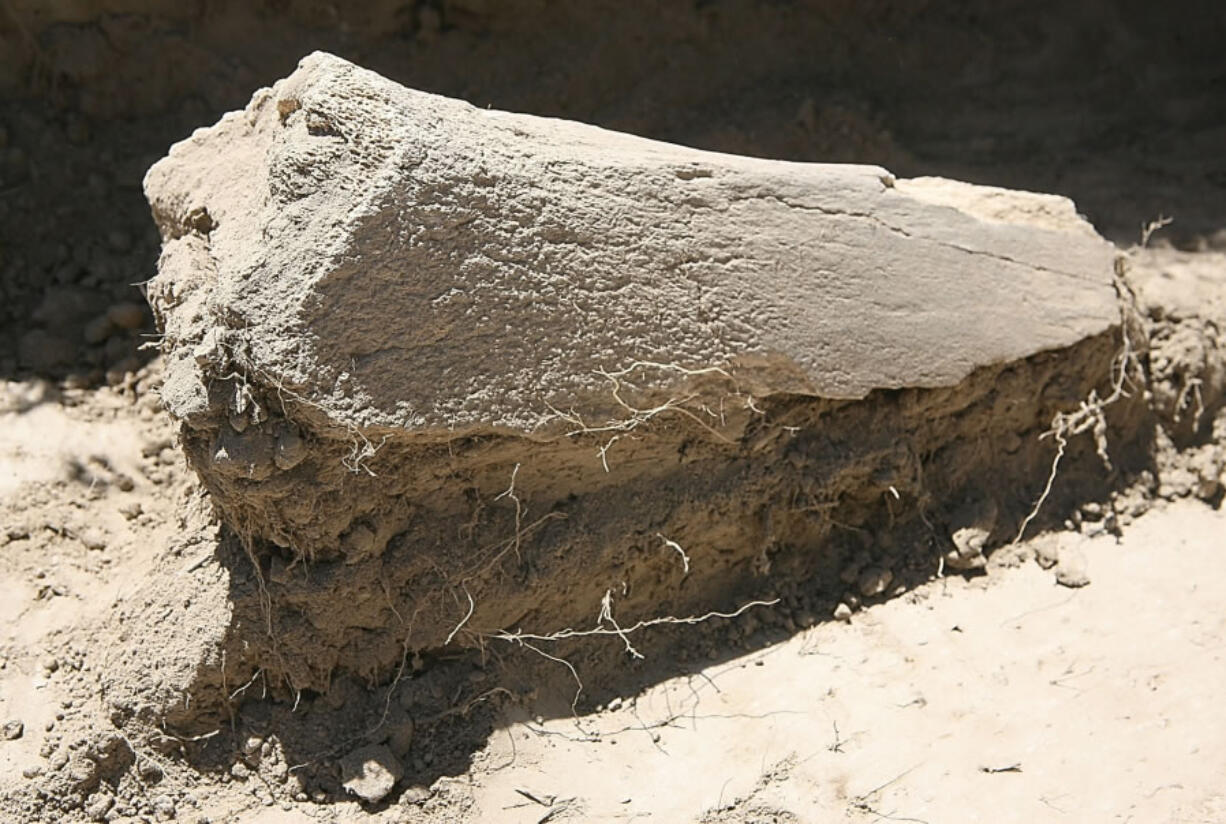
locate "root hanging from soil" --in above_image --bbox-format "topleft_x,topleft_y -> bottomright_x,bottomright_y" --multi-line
1013,262 -> 1144,545
657,533 -> 692,575
486,592 -> 780,713
490,594 -> 779,650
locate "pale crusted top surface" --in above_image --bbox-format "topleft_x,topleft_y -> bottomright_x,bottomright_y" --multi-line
145,51 -> 1119,434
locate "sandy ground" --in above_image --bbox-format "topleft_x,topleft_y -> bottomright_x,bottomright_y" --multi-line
1,374 -> 1223,823
462,500 -> 1226,824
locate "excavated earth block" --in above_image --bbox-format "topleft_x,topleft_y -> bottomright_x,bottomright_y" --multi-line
139,52 -> 1148,715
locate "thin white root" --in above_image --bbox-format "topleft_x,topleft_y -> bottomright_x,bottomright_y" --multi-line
493,463 -> 525,560
1174,376 -> 1205,428
603,360 -> 733,382
514,638 -> 588,715
1013,312 -> 1139,545
1139,214 -> 1173,248
597,590 -> 643,659
228,668 -> 264,702
657,533 -> 691,575
208,332 -> 391,477
490,593 -> 779,719
491,597 -> 779,647
541,360 -> 739,471
342,431 -> 389,476
444,587 -> 475,646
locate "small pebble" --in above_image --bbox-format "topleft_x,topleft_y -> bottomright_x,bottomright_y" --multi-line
947,524 -> 990,570
152,794 -> 176,821
91,731 -> 123,757
66,753 -> 99,785
1034,538 -> 1060,570
1055,545 -> 1091,588
84,792 -> 113,821
401,785 -> 431,805
833,603 -> 853,622
341,523 -> 377,560
2,719 -> 23,740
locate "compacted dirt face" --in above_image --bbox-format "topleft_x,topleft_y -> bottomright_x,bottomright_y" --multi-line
1,2 -> 1225,823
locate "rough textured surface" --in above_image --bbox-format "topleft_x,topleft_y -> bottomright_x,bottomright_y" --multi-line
146,52 -> 1117,434
1127,248 -> 1226,446
139,53 -> 1146,706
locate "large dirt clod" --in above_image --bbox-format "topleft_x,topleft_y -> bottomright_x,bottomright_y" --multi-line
141,52 -> 1140,707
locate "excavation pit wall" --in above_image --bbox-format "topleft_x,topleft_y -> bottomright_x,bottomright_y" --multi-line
126,52 -> 1160,728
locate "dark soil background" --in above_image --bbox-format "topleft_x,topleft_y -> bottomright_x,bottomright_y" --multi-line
1,0 -> 1224,383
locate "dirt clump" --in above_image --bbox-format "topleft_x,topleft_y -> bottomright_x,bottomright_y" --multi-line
127,53 -> 1159,727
